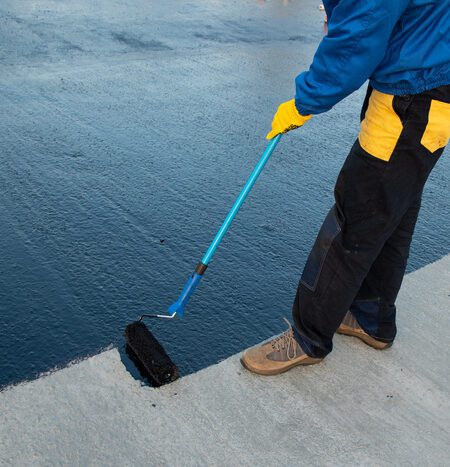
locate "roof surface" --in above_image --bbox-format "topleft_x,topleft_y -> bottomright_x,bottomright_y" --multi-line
1,255 -> 449,466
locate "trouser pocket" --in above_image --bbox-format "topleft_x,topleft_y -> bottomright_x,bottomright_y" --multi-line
358,90 -> 404,162
420,99 -> 450,153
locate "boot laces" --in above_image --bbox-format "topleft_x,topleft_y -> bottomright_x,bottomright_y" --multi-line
271,318 -> 298,360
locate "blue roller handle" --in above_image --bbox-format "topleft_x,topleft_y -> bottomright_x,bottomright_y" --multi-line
169,134 -> 282,317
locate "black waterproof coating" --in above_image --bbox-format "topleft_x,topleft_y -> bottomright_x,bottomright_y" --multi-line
293,84 -> 450,358
125,321 -> 179,386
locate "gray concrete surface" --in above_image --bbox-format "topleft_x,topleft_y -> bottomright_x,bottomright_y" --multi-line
1,255 -> 449,466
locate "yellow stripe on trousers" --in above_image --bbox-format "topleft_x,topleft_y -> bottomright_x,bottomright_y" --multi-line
358,90 -> 403,162
421,99 -> 450,153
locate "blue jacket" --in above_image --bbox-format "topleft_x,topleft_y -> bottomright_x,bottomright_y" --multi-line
295,0 -> 450,115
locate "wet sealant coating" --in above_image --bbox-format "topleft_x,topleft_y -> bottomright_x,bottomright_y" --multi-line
0,0 -> 449,388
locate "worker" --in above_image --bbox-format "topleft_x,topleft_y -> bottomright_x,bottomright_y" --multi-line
241,0 -> 450,375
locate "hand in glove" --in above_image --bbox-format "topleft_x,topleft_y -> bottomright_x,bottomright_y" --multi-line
266,99 -> 312,140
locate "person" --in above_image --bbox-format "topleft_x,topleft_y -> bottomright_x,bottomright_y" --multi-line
241,0 -> 450,375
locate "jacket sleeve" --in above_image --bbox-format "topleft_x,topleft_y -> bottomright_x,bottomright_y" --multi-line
295,0 -> 409,115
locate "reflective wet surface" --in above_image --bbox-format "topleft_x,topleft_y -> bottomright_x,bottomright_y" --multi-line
1,0 -> 448,388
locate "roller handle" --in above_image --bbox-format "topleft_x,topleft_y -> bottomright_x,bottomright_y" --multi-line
170,134 -> 282,317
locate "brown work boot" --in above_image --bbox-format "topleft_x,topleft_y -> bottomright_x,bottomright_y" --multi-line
337,311 -> 392,350
240,319 -> 322,375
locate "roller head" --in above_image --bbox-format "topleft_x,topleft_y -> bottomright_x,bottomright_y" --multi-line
124,321 -> 179,386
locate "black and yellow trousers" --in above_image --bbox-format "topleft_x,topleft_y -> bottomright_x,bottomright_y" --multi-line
293,84 -> 450,358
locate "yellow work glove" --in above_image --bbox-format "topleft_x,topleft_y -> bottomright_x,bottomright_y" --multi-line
266,99 -> 312,140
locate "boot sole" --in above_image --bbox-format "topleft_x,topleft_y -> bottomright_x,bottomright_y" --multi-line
240,356 -> 323,376
337,325 -> 392,350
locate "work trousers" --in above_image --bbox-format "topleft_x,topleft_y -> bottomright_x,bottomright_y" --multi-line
293,84 -> 450,358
